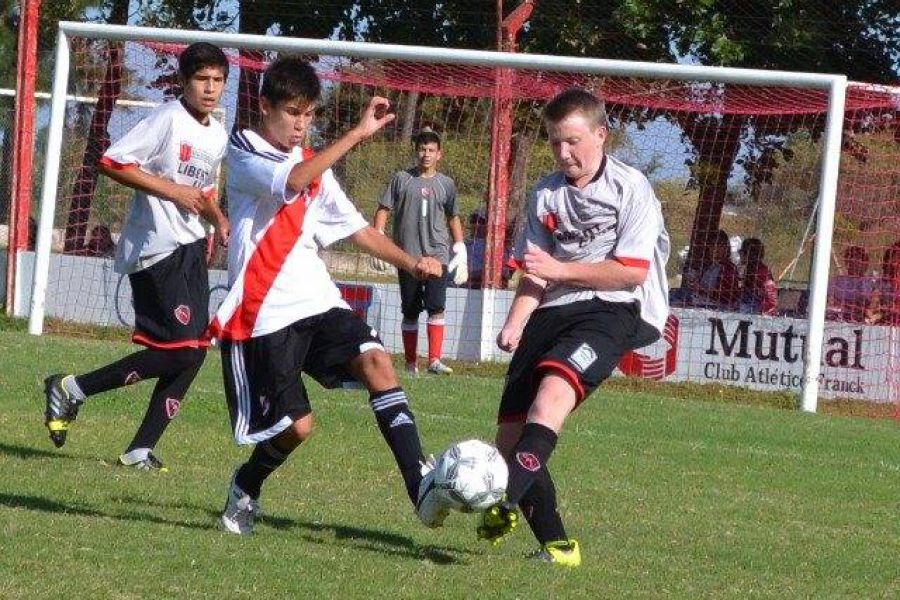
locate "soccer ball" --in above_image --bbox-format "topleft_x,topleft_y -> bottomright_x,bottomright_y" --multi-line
433,439 -> 508,512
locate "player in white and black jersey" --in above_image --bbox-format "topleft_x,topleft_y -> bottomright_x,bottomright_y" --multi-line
42,43 -> 231,472
477,89 -> 671,566
209,57 -> 447,535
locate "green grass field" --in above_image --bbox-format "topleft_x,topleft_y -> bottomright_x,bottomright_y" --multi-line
1,328 -> 899,599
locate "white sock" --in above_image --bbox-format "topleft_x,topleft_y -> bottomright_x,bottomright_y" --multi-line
63,375 -> 87,402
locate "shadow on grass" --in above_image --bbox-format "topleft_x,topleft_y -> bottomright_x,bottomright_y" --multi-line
0,442 -> 74,461
0,492 -> 217,531
113,493 -> 473,564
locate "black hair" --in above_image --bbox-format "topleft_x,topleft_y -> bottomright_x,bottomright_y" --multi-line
413,129 -> 441,149
178,42 -> 229,80
543,88 -> 607,128
260,56 -> 321,107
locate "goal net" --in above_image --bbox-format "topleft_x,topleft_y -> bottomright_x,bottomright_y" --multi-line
24,23 -> 900,412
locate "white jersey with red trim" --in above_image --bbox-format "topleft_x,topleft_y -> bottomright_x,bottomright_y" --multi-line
209,129 -> 369,342
101,99 -> 227,274
512,154 -> 670,333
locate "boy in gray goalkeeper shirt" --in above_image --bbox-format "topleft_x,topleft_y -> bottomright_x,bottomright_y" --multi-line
477,89 -> 671,567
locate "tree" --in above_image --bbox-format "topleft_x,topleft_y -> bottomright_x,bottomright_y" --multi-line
519,1 -> 900,272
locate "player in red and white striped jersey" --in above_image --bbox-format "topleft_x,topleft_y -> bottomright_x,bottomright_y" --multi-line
211,57 -> 447,535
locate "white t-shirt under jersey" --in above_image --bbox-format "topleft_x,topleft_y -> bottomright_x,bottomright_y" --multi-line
100,99 -> 227,274
512,154 -> 670,334
209,129 -> 369,342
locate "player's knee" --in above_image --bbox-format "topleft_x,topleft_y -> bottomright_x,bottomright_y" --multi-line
358,348 -> 393,375
289,414 -> 315,442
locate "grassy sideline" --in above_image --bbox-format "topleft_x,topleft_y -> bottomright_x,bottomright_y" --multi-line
1,323 -> 898,598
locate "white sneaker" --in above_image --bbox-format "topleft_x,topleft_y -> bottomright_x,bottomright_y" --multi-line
415,456 -> 449,528
427,360 -> 453,375
220,475 -> 261,535
405,362 -> 419,375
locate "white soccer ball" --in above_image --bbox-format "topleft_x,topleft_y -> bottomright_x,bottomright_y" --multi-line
433,439 -> 508,512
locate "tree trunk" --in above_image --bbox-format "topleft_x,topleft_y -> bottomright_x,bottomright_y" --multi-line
400,90 -> 419,142
234,1 -> 266,134
680,111 -> 745,272
62,0 -> 128,252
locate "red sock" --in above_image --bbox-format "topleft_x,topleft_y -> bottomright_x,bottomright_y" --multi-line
427,319 -> 445,363
401,322 -> 418,365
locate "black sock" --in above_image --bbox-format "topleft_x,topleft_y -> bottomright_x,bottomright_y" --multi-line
124,353 -> 205,453
505,422 -> 558,506
76,348 -> 206,397
235,440 -> 290,499
370,387 -> 425,504
520,468 -> 567,544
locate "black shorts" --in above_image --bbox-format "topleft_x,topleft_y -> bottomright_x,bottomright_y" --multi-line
498,298 -> 659,424
398,265 -> 449,320
128,239 -> 209,349
220,307 -> 383,444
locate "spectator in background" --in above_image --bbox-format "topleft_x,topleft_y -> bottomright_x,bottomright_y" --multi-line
738,238 -> 777,315
690,229 -> 740,310
869,242 -> 900,325
826,245 -> 874,323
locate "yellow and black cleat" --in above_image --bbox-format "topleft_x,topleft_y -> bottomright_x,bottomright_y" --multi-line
476,503 -> 519,545
43,374 -> 80,448
527,539 -> 582,567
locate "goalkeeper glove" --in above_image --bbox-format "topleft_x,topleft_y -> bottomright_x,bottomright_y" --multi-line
368,230 -> 391,273
448,241 -> 468,285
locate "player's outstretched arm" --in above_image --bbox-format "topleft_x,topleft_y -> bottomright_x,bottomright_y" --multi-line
99,162 -> 207,214
285,97 -> 395,196
351,225 -> 441,280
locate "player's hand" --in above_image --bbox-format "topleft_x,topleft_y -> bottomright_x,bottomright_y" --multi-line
523,242 -> 566,283
414,256 -> 442,280
448,242 -> 468,286
497,322 -> 523,353
168,184 -> 205,214
354,97 -> 395,139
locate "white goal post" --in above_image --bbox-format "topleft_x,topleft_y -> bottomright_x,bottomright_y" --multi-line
27,21 -> 847,413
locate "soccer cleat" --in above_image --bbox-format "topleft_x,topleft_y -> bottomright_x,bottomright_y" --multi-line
476,502 -> 519,545
118,451 -> 169,473
220,475 -> 261,535
405,362 -> 419,375
43,374 -> 81,448
415,456 -> 449,528
427,359 -> 453,375
526,539 -> 581,567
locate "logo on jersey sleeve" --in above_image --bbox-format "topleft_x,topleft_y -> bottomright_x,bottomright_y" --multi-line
174,305 -> 192,325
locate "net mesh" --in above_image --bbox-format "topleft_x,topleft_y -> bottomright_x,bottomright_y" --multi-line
36,36 -> 900,408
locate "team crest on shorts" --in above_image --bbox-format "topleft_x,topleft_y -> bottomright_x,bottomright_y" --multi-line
179,142 -> 192,162
165,397 -> 182,419
516,451 -> 541,472
124,371 -> 141,385
569,343 -> 598,373
174,305 -> 192,325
